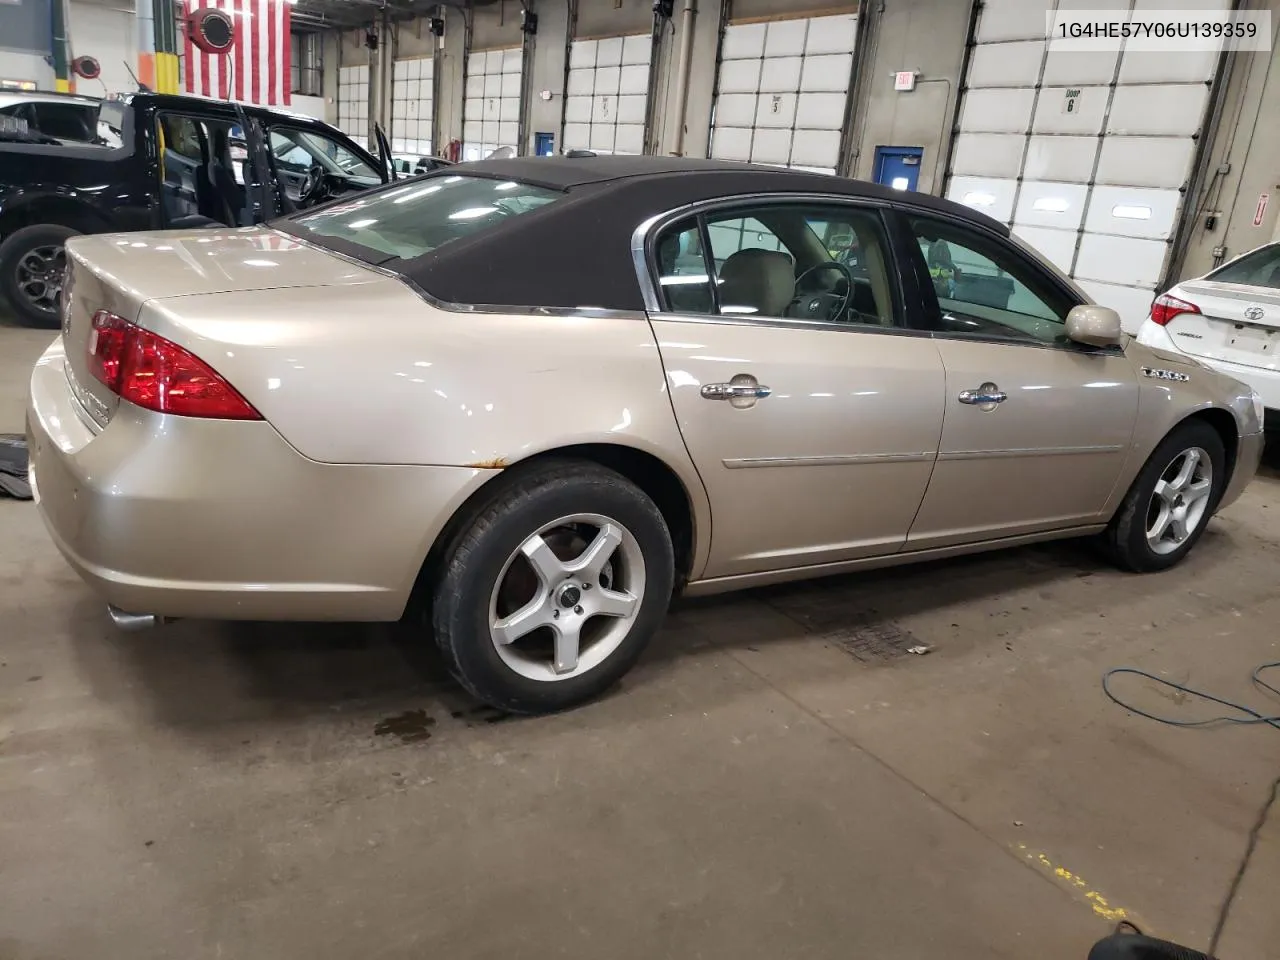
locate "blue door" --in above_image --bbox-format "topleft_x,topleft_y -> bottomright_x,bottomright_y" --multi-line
873,146 -> 923,192
534,132 -> 555,156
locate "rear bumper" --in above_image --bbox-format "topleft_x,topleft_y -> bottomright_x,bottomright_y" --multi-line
27,338 -> 490,621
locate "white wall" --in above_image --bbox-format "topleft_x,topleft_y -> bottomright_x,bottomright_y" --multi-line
0,52 -> 53,90
68,0 -> 137,97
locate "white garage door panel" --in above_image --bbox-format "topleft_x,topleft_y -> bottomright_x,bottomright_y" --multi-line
757,94 -> 799,128
1023,136 -> 1097,182
1085,185 -> 1181,240
1095,137 -> 1194,189
947,176 -> 1018,223
960,88 -> 1036,134
463,46 -> 523,161
966,41 -> 1044,87
763,18 -> 806,56
1077,280 -> 1155,334
1033,86 -> 1106,135
337,64 -> 369,148
760,57 -> 802,91
1107,85 -> 1208,136
711,126 -> 752,161
1119,49 -> 1220,84
975,0 -> 1045,41
950,133 -> 1024,179
709,13 -> 856,175
1013,225 -> 1078,273
563,31 -> 652,155
1075,234 -> 1169,287
800,54 -> 853,92
1042,49 -> 1118,86
391,56 -> 434,156
1014,181 -> 1089,231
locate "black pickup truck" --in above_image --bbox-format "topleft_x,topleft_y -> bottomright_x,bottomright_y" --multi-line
0,91 -> 396,328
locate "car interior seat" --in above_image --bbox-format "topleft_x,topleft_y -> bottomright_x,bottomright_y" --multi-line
718,248 -> 796,317
206,128 -> 247,226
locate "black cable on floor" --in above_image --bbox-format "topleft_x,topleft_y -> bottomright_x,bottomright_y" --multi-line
1102,662 -> 1280,957
1102,663 -> 1280,731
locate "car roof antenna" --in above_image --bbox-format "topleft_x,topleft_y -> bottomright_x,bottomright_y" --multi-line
123,60 -> 151,93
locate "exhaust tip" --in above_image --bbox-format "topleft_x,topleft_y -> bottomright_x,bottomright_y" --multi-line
107,605 -> 169,632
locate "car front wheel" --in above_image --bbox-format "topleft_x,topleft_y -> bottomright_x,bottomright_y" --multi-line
432,461 -> 675,714
1106,419 -> 1226,572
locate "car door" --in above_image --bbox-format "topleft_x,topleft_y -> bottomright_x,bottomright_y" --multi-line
896,211 -> 1140,550
644,199 -> 947,580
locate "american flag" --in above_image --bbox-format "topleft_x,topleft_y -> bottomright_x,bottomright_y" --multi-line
183,0 -> 292,106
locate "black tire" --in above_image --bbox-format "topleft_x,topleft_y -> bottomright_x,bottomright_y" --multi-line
0,223 -> 79,329
431,460 -> 675,714
1105,419 -> 1226,573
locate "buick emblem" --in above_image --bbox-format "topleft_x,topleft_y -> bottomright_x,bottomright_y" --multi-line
1244,305 -> 1266,321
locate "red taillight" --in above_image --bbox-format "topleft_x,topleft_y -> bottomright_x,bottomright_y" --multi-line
1149,293 -> 1201,327
88,310 -> 262,420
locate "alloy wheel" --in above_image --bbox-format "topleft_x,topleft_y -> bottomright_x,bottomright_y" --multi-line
1145,446 -> 1213,555
14,245 -> 65,315
488,513 -> 646,682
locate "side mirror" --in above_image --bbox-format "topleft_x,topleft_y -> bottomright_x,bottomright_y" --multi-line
1066,304 -> 1123,348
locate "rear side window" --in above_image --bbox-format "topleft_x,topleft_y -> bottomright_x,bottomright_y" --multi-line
1207,244 -> 1280,289
283,175 -> 562,261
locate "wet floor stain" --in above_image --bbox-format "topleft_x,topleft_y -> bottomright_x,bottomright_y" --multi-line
373,709 -> 437,744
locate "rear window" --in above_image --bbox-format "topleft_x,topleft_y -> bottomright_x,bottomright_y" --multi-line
1206,244 -> 1280,289
281,175 -> 562,262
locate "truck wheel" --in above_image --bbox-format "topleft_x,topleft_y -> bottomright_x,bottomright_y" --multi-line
0,224 -> 79,329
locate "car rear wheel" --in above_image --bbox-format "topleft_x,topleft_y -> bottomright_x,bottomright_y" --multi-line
1105,420 -> 1226,572
432,461 -> 675,714
0,224 -> 79,329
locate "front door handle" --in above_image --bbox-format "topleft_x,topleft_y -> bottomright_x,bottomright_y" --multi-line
701,374 -> 772,408
958,382 -> 1006,410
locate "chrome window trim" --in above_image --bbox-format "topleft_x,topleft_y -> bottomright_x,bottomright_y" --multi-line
652,310 -> 933,338
631,192 -> 893,321
284,229 -> 648,321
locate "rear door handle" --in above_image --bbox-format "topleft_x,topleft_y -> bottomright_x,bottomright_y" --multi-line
701,374 -> 772,407
958,382 -> 1006,409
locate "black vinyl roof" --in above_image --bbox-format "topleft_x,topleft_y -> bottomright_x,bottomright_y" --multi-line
337,157 -> 1010,313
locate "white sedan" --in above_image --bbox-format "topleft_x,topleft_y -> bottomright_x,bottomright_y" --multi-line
1138,241 -> 1280,430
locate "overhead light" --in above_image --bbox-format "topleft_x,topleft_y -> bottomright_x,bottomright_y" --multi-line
1112,204 -> 1152,220
1033,197 -> 1070,213
891,177 -> 909,190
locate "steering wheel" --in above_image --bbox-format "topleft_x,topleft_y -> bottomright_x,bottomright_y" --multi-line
299,163 -> 328,205
790,260 -> 854,322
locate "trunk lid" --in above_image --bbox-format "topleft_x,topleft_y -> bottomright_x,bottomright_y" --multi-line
1162,279 -> 1280,372
61,226 -> 383,428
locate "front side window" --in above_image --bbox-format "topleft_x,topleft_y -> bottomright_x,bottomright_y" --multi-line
906,216 -> 1076,345
269,127 -> 379,182
653,204 -> 900,328
282,175 -> 562,262
1207,244 -> 1280,289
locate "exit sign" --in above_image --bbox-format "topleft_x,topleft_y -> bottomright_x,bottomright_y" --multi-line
894,71 -> 916,92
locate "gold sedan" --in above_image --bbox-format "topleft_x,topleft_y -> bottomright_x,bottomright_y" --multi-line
26,157 -> 1266,713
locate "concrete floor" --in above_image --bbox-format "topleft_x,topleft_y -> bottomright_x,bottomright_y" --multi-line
2,319 -> 1278,960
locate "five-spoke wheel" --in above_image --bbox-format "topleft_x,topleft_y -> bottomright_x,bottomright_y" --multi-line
1108,419 -> 1225,572
433,461 -> 674,714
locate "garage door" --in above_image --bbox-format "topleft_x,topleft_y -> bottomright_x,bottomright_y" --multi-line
708,11 -> 857,175
462,46 -> 522,161
336,63 -> 369,149
945,0 -> 1227,330
391,56 -> 433,158
563,33 -> 652,154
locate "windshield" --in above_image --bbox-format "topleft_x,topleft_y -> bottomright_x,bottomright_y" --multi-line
1206,244 -> 1280,289
282,175 -> 563,261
